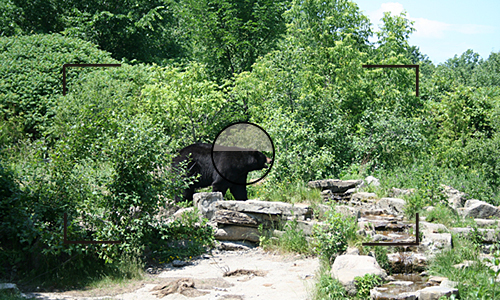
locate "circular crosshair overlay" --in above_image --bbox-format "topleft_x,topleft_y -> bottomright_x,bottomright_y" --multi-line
211,122 -> 274,186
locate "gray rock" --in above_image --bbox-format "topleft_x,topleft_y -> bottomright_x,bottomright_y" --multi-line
194,192 -> 223,220
421,233 -> 453,253
373,234 -> 392,241
172,259 -> 189,267
475,219 -> 500,227
418,286 -> 459,300
370,287 -> 418,300
295,220 -> 325,236
173,207 -> 196,220
352,192 -> 378,202
440,279 -> 458,288
0,283 -> 19,292
441,184 -> 467,209
365,176 -> 380,187
214,225 -> 260,243
345,247 -> 360,255
331,255 -> 387,296
334,205 -> 361,219
420,222 -> 448,234
457,199 -> 500,219
218,241 -> 255,251
377,198 -> 406,215
388,253 -> 427,272
216,200 -> 312,218
308,179 -> 363,193
213,209 -> 259,227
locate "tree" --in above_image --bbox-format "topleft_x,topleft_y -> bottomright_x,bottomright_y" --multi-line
179,0 -> 289,81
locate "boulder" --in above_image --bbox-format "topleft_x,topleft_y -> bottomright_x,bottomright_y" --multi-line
331,255 -> 387,295
365,176 -> 380,187
218,241 -> 255,251
457,199 -> 500,219
377,198 -> 406,215
420,233 -> 453,253
388,253 -> 427,273
295,220 -> 325,236
418,286 -> 459,300
370,287 -> 418,300
334,205 -> 361,219
214,225 -> 260,243
420,222 -> 448,234
308,179 -> 363,193
441,184 -> 467,209
213,210 -> 259,227
475,219 -> 500,227
352,192 -> 378,202
216,200 -> 312,218
194,192 -> 223,220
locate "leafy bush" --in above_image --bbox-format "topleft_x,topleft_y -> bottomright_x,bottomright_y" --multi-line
148,208 -> 215,263
354,273 -> 383,299
313,265 -> 347,300
0,33 -> 117,139
313,208 -> 358,263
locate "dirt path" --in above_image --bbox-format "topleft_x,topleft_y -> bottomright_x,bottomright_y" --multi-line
26,248 -> 319,300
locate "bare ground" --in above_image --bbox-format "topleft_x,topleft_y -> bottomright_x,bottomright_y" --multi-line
26,248 -> 319,300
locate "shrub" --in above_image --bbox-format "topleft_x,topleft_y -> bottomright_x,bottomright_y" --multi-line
354,273 -> 383,299
0,33 -> 117,139
313,208 -> 358,263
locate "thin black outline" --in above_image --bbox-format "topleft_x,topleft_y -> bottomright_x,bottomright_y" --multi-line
62,63 -> 122,245
362,64 -> 419,97
361,64 -> 420,246
211,121 -> 275,186
362,213 -> 419,246
62,63 -> 121,96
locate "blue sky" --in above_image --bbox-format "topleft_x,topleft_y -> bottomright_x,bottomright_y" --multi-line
353,1 -> 500,65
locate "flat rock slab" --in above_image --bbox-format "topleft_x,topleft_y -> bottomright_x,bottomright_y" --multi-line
331,255 -> 387,295
214,210 -> 259,227
457,199 -> 500,219
216,200 -> 311,217
419,286 -> 459,300
308,179 -> 363,192
215,225 -> 261,243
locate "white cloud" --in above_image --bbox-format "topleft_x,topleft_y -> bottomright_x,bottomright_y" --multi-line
369,2 -> 495,39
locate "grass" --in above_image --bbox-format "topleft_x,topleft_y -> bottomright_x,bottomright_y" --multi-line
311,262 -> 348,300
429,235 -> 500,299
259,219 -> 314,255
424,203 -> 476,228
13,251 -> 144,293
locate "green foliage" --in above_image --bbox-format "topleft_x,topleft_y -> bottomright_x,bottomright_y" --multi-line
285,0 -> 371,50
139,63 -> 244,145
0,33 -> 117,139
180,0 -> 288,81
257,181 -> 321,204
313,266 -> 347,300
148,208 -> 215,263
354,273 -> 383,299
1,0 -> 185,63
259,219 -> 312,255
429,236 -> 500,300
313,208 -> 358,263
0,0 -> 22,36
425,204 -> 475,228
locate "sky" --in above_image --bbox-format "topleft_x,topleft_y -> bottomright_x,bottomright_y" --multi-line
353,0 -> 500,65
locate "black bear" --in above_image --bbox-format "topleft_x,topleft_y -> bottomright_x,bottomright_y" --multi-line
173,143 -> 272,201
